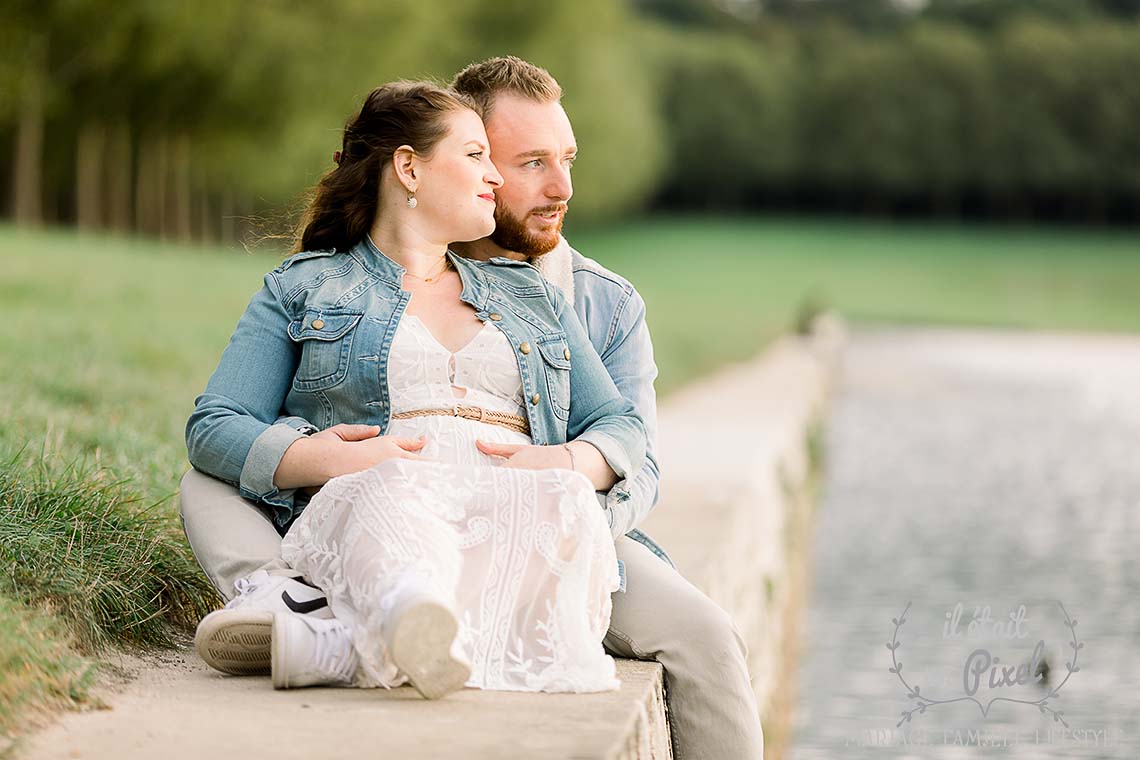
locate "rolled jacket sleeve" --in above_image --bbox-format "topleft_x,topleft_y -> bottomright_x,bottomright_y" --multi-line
576,428 -> 636,480
239,423 -> 306,510
185,271 -> 303,524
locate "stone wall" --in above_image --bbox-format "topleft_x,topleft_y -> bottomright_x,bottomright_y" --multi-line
636,314 -> 846,759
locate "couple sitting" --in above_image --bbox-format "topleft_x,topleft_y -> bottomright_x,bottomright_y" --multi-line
182,56 -> 763,759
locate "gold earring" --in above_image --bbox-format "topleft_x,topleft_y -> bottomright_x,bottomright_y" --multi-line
406,191 -> 418,209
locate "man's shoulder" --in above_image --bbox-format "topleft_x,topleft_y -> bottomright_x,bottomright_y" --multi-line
568,245 -> 639,301
566,242 -> 653,360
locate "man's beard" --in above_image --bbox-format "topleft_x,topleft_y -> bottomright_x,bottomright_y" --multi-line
490,202 -> 566,261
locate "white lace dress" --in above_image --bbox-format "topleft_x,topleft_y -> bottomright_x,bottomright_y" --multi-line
280,314 -> 621,693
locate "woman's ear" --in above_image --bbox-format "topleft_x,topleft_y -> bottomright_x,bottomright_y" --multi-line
392,145 -> 418,192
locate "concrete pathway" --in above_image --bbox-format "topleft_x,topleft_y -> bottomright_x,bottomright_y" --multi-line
790,327 -> 1140,759
17,651 -> 664,759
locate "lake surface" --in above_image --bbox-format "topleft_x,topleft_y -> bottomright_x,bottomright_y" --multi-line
789,328 -> 1140,759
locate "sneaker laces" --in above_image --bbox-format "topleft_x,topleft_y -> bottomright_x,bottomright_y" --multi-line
233,569 -> 271,598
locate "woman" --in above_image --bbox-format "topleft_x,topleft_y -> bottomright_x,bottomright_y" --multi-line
185,82 -> 645,699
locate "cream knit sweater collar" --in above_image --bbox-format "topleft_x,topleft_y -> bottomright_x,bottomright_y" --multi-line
533,236 -> 575,304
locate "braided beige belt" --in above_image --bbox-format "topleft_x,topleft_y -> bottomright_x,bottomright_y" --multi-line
391,404 -> 531,436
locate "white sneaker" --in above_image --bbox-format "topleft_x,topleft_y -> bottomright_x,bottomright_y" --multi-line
271,613 -> 358,689
194,570 -> 333,676
230,570 -> 334,619
383,586 -> 472,700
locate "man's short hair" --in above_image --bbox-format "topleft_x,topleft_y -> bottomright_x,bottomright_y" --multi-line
451,56 -> 562,120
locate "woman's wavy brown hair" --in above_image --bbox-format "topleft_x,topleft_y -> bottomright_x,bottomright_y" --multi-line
293,81 -> 475,254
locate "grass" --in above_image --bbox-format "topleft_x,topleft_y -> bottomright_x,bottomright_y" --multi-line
0,450 -> 217,741
0,216 -> 1138,733
0,592 -> 95,739
0,227 -> 283,500
0,454 -> 215,650
569,215 -> 1140,390
0,225 -> 249,735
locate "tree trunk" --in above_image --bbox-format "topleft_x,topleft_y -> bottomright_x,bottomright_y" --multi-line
76,122 -> 106,230
155,134 -> 169,239
12,36 -> 47,226
171,134 -> 192,241
106,123 -> 133,231
196,188 -> 214,243
134,137 -> 153,234
236,195 -> 254,249
133,138 -> 149,234
221,190 -> 235,244
135,134 -> 169,236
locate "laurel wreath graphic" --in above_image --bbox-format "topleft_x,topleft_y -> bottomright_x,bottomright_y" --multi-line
887,600 -> 1082,728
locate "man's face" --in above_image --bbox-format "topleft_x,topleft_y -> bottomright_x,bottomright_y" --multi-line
483,94 -> 577,257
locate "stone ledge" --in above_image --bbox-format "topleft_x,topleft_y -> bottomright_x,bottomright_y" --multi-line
18,316 -> 844,760
21,653 -> 666,760
639,313 -> 846,758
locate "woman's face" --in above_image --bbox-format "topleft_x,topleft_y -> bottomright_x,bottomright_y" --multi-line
413,108 -> 503,243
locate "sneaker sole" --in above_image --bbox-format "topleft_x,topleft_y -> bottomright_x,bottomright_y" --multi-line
389,601 -> 471,700
195,609 -> 273,676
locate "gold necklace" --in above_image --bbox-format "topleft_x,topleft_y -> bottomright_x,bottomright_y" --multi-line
404,257 -> 451,284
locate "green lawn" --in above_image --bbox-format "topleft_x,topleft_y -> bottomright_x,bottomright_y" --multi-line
4,216 -> 1140,497
570,215 -> 1140,388
0,216 -> 1138,734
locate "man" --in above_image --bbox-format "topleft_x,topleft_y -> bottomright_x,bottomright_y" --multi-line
182,57 -> 763,758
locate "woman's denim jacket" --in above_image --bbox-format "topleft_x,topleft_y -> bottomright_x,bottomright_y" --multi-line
185,238 -> 647,531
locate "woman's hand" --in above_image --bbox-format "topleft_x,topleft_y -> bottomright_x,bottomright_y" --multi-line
316,426 -> 429,477
276,424 -> 428,492
474,439 -> 618,491
475,441 -> 569,471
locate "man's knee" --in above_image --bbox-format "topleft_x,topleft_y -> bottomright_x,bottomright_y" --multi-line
178,468 -> 284,600
180,469 -> 213,542
670,592 -> 750,664
178,469 -> 199,525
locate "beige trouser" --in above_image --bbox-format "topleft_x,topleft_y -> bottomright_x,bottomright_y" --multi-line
180,469 -> 764,759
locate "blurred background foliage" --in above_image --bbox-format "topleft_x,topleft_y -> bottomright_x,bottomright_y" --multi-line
3,0 -> 1140,242
1,0 -> 1139,736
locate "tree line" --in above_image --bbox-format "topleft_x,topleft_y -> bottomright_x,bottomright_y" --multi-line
649,0 -> 1140,222
3,0 -> 1139,243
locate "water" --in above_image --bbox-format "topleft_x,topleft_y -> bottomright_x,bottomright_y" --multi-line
789,328 -> 1140,759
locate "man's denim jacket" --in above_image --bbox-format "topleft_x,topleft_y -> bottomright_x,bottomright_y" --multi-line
186,237 -> 646,534
534,240 -> 672,570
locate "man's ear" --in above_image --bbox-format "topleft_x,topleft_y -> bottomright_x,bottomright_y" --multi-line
393,145 -> 418,192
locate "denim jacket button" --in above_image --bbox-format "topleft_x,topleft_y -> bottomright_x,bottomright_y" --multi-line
563,348 -> 571,361
531,394 -> 541,405
488,313 -> 502,321
311,318 -> 325,330
519,342 -> 531,354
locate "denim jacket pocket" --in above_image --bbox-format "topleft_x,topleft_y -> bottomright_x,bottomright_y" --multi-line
287,308 -> 363,391
535,334 -> 571,420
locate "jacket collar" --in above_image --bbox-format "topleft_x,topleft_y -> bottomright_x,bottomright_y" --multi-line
353,235 -> 490,311
353,236 -> 404,288
449,250 -> 491,310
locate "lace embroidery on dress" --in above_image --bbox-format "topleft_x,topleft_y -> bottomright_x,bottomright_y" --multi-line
280,314 -> 621,693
